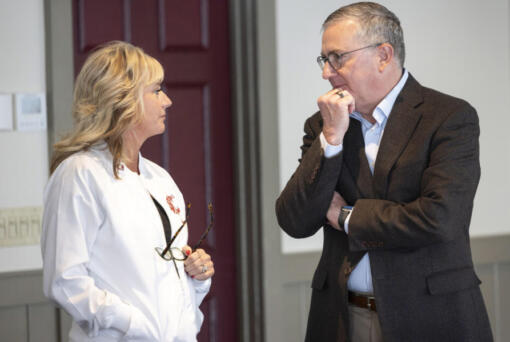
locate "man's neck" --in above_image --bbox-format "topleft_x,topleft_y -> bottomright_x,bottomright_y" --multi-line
358,68 -> 404,122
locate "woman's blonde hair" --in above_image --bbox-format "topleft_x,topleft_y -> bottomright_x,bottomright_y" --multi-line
50,41 -> 164,178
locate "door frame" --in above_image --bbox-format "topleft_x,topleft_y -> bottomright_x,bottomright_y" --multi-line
229,1 -> 285,341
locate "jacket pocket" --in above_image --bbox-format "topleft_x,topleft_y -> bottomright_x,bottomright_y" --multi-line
311,268 -> 327,291
426,267 -> 481,295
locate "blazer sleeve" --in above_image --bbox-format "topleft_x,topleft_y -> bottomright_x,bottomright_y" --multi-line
275,112 -> 343,238
348,103 -> 480,251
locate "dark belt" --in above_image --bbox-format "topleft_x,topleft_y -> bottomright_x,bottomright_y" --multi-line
348,291 -> 377,312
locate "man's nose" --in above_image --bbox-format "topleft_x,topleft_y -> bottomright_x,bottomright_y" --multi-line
321,61 -> 337,80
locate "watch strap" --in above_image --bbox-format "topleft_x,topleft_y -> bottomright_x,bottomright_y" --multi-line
338,206 -> 353,229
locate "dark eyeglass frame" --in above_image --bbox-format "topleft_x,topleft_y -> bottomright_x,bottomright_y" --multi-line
316,42 -> 385,70
154,203 -> 214,278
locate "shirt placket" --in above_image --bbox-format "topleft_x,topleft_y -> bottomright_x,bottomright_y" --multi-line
364,122 -> 381,174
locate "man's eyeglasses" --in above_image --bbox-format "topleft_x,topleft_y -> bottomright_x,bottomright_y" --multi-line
154,203 -> 214,278
316,42 -> 384,70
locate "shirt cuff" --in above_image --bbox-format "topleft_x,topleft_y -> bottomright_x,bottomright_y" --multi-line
100,296 -> 153,339
320,132 -> 343,158
124,305 -> 154,339
93,291 -> 131,336
110,303 -> 131,334
192,277 -> 212,293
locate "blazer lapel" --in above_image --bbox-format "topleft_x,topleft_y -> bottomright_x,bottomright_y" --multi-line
343,119 -> 375,198
373,74 -> 424,198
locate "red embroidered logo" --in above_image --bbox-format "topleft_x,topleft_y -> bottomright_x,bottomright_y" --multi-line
166,195 -> 181,214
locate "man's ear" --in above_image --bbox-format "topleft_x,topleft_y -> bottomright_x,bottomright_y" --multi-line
377,43 -> 394,72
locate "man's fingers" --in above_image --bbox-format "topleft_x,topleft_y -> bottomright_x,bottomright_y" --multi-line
319,89 -> 353,112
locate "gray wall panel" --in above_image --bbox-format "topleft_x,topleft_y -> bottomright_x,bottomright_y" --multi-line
0,236 -> 508,341
0,271 -> 45,307
28,303 -> 58,342
499,262 -> 510,342
59,309 -> 72,342
282,284 -> 304,342
0,306 -> 28,342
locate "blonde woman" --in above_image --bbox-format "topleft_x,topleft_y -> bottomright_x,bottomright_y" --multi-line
41,41 -> 214,341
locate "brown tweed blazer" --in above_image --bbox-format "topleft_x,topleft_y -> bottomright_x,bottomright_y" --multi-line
276,74 -> 493,342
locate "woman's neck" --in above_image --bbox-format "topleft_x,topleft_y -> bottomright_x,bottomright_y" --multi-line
122,130 -> 145,174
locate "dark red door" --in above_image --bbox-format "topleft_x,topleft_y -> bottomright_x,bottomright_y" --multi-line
72,1 -> 237,341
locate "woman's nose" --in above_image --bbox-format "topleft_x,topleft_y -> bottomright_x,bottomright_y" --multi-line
162,92 -> 172,108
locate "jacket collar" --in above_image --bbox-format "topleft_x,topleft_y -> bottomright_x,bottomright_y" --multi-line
372,73 -> 424,197
343,73 -> 424,198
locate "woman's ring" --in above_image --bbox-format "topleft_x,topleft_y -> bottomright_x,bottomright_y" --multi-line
201,265 -> 208,273
337,91 -> 345,98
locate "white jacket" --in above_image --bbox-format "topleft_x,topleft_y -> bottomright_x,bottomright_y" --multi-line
41,143 -> 210,341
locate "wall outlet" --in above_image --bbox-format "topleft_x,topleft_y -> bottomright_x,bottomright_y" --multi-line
0,207 -> 43,247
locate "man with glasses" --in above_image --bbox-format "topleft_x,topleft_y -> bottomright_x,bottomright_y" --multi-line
276,2 -> 492,341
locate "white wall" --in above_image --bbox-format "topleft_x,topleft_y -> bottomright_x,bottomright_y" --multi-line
277,0 -> 510,253
0,0 -> 47,271
0,0 -> 507,264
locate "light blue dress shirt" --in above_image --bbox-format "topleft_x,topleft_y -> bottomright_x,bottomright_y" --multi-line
320,69 -> 409,294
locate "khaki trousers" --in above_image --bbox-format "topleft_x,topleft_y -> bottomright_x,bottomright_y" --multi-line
348,304 -> 383,342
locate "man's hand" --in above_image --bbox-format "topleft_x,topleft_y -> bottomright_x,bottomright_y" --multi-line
317,89 -> 355,145
327,191 -> 347,231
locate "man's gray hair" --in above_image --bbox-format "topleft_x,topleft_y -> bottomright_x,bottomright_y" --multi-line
323,2 -> 405,66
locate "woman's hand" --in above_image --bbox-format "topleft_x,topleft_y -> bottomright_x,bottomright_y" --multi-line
182,246 -> 215,281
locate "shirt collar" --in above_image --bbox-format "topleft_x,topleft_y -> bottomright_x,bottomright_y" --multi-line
90,140 -> 146,178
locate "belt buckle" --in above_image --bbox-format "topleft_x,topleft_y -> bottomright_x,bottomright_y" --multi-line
364,294 -> 375,310
349,291 -> 376,311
